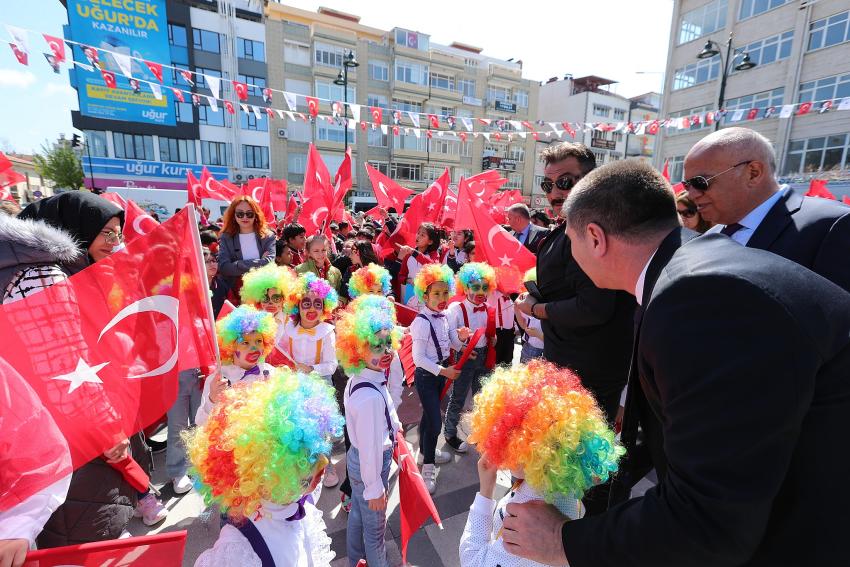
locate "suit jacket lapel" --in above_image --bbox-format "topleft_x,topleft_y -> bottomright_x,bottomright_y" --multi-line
746,189 -> 800,251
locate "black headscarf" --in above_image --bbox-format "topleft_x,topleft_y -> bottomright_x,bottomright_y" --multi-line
19,192 -> 124,253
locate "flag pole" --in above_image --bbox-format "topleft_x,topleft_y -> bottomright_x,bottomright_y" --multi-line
186,203 -> 221,369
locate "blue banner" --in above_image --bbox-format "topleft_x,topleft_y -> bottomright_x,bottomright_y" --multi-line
68,0 -> 175,126
82,157 -> 228,180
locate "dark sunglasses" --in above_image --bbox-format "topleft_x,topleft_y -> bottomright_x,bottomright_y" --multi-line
235,211 -> 255,219
540,175 -> 578,194
677,208 -> 697,219
682,160 -> 752,192
300,298 -> 325,310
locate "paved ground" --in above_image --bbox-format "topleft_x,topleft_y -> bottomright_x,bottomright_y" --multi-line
131,345 -> 653,566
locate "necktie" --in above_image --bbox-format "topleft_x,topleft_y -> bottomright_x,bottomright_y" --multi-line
430,313 -> 445,319
242,365 -> 260,380
515,230 -> 526,244
473,305 -> 487,313
720,223 -> 744,237
298,326 -> 316,336
285,493 -> 314,521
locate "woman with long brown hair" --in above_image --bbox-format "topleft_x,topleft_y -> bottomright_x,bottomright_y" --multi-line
217,196 -> 276,291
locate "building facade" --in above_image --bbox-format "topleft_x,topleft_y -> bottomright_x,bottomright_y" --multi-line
626,92 -> 661,162
658,0 -> 850,191
264,4 -> 539,210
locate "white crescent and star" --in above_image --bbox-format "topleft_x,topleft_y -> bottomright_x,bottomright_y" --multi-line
132,214 -> 156,236
252,186 -> 264,202
97,295 -> 180,379
376,182 -> 389,200
310,206 -> 329,227
51,358 -> 109,394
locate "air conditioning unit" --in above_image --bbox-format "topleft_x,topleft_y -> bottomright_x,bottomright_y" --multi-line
248,175 -> 255,179
277,128 -> 288,139
235,173 -> 244,181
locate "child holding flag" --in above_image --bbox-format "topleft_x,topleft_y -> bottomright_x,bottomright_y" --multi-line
336,295 -> 404,567
410,264 -> 469,493
189,369 -> 343,567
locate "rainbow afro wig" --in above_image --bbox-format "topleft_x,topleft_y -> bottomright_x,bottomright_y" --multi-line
239,264 -> 296,306
336,295 -> 401,373
468,359 -> 623,502
456,262 -> 496,295
185,368 -> 344,520
413,263 -> 455,303
348,263 -> 392,299
216,305 -> 277,364
285,272 -> 339,319
523,268 -> 537,282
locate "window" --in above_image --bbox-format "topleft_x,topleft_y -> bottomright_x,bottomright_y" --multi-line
423,165 -> 444,182
397,133 -> 426,151
175,101 -> 193,124
159,137 -> 196,163
726,87 -> 785,114
285,78 -> 310,96
428,139 -> 458,155
464,58 -> 479,69
237,38 -> 265,62
284,41 -> 310,65
460,141 -> 472,157
201,141 -> 230,166
455,167 -> 470,180
237,74 -> 266,98
734,30 -> 793,70
591,129 -> 607,140
390,162 -> 421,181
367,93 -> 389,109
317,121 -> 350,143
242,145 -> 269,170
613,108 -> 626,120
739,0 -> 790,20
593,104 -> 611,117
240,111 -> 268,132
487,85 -> 510,102
171,63 -> 190,85
392,99 -> 422,114
369,61 -> 389,81
315,42 -> 352,68
83,130 -> 108,157
513,89 -> 529,108
679,0 -> 727,44
430,72 -> 455,92
168,24 -> 187,47
194,67 -> 221,90
592,151 -> 606,165
395,29 -> 429,51
192,29 -> 220,53
808,11 -> 850,51
288,153 -> 306,174
673,55 -> 721,90
783,135 -> 850,176
613,132 -> 623,142
506,172 -> 523,189
459,79 -> 476,98
198,103 -> 225,127
508,145 -> 525,161
667,105 -> 713,136
798,73 -> 850,104
368,127 -> 388,147
315,81 -> 355,103
113,133 -> 154,160
667,156 -> 685,183
395,59 -> 428,85
368,161 -> 389,175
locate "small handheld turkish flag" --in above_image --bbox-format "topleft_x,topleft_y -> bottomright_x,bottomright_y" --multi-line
22,531 -> 187,567
145,60 -> 163,82
306,96 -> 320,118
101,70 -> 117,89
233,80 -> 248,102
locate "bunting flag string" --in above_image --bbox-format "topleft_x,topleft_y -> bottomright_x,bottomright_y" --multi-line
4,22 -> 850,138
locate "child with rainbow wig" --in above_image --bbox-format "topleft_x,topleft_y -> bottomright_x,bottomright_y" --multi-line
459,360 -> 623,566
336,295 -> 404,567
444,262 -> 498,455
195,305 -> 277,425
239,263 -> 296,338
347,263 -> 393,301
189,369 -> 343,567
410,263 -> 469,493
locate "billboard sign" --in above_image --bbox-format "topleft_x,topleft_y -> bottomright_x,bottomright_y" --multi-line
68,0 -> 174,126
82,156 -> 227,191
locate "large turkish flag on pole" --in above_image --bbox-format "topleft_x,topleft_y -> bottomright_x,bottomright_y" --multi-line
0,206 -> 217,511
23,531 -> 187,566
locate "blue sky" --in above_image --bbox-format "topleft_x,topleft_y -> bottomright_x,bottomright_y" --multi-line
0,0 -> 673,155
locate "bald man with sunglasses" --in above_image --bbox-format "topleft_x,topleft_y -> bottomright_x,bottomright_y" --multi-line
684,126 -> 850,292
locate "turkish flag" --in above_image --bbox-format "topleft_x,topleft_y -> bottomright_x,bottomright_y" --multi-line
487,190 -> 523,225
266,178 -> 288,212
171,88 -> 185,103
0,152 -> 26,192
428,114 -> 440,129
101,70 -> 117,89
304,143 -> 333,205
420,168 -> 451,224
661,159 -> 670,181
797,102 -> 812,116
671,182 -> 686,195
306,96 -> 320,118
43,34 -> 65,64
364,163 -> 413,214
438,189 -> 458,228
0,207 -> 216,508
843,196 -> 850,206
23,531 -> 187,566
394,430 -> 442,564
329,148 -> 353,223
198,168 -> 239,202
466,170 -> 507,204
179,69 -> 194,86
233,80 -> 249,101
100,194 -> 160,244
705,111 -> 715,125
370,106 -> 383,124
145,60 -> 163,82
805,179 -> 835,200
8,42 -> 27,65
647,120 -> 660,135
380,193 -> 427,256
243,178 -> 276,224
747,108 -> 759,120
223,100 -> 235,114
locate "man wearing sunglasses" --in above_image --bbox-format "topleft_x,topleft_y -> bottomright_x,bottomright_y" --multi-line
684,126 -> 850,292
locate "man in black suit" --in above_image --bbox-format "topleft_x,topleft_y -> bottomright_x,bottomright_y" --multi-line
506,203 -> 548,253
501,159 -> 850,566
685,126 -> 850,291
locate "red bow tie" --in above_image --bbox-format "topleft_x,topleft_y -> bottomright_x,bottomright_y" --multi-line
473,305 -> 487,313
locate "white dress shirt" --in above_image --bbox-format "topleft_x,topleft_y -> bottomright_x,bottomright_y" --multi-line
514,224 -> 531,245
459,481 -> 581,567
344,368 -> 402,501
387,353 -> 404,410
518,312 -> 544,349
409,307 -> 463,376
277,320 -> 337,378
196,362 -> 274,425
706,186 -> 787,245
238,232 -> 261,261
447,298 -> 489,348
488,293 -> 515,331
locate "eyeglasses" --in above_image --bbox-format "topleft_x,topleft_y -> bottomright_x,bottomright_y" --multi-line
235,211 -> 255,219
100,230 -> 124,245
681,160 -> 752,192
469,284 -> 490,293
263,293 -> 284,303
540,174 -> 579,194
677,208 -> 697,219
300,298 -> 325,310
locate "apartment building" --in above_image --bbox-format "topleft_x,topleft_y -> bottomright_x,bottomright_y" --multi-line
658,0 -> 850,190
264,3 -> 539,209
626,92 -> 661,162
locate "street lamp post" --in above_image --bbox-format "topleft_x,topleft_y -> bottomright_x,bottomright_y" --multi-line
333,50 -> 359,153
697,32 -> 757,130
